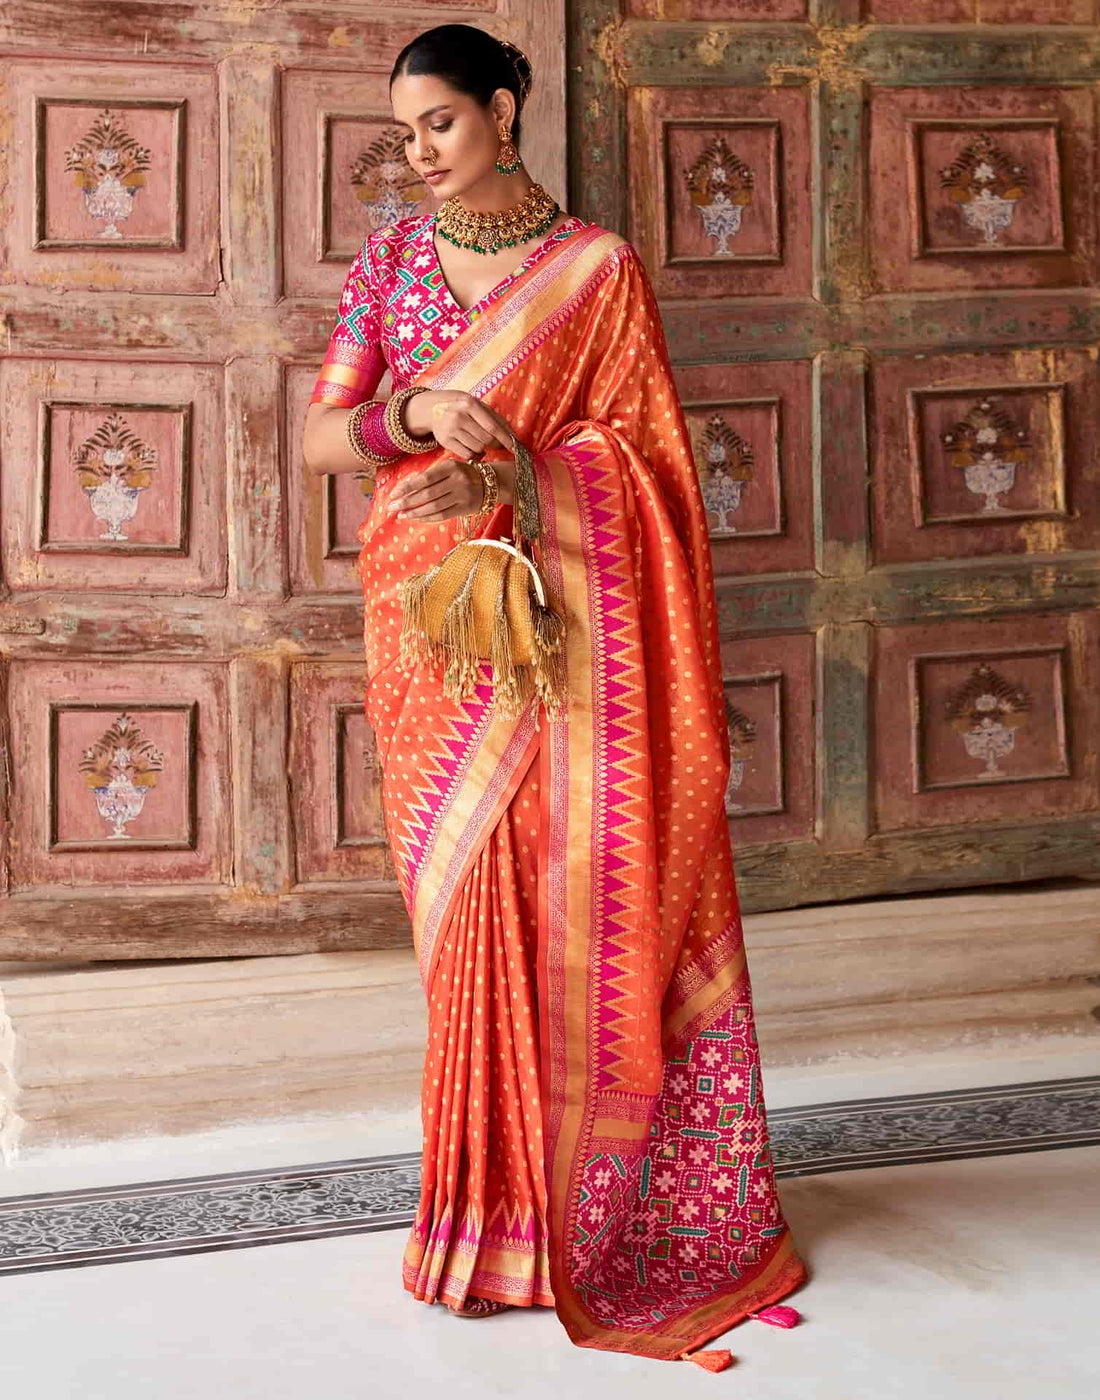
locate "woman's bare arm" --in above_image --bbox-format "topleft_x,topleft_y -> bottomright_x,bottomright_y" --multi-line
302,402 -> 379,476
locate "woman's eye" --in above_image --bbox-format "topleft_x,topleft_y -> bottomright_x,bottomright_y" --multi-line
403,124 -> 451,143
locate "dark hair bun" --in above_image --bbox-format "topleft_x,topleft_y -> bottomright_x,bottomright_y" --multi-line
391,25 -> 534,143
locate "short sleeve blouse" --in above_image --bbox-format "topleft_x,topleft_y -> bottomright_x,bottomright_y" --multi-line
310,240 -> 389,409
310,212 -> 589,409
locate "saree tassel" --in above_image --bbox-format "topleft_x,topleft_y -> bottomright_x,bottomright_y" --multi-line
488,583 -> 526,718
677,1348 -> 735,1372
529,598 -> 569,720
398,567 -> 443,670
749,1305 -> 801,1328
437,566 -> 484,704
531,598 -> 565,653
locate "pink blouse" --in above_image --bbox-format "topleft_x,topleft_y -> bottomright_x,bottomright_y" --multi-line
311,211 -> 589,453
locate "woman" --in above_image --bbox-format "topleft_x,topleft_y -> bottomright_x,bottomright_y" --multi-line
303,23 -> 809,1370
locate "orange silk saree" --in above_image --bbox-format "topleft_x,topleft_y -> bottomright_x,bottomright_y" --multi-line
357,223 -> 809,1364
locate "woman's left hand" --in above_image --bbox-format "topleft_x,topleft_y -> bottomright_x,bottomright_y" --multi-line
384,456 -> 516,523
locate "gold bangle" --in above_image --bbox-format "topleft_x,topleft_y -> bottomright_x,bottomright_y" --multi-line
346,401 -> 401,473
469,458 -> 499,515
384,386 -> 438,455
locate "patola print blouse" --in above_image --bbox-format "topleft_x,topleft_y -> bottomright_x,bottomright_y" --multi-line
311,210 -> 590,413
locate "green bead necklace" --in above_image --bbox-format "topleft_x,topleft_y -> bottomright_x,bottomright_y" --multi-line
434,181 -> 561,257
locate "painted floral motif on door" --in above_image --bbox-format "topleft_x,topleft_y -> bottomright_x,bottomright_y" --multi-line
34,94 -> 186,251
723,698 -> 757,814
721,675 -> 783,818
660,117 -> 783,270
937,130 -> 1029,246
63,108 -> 152,240
349,126 -> 428,231
912,644 -> 1071,795
684,135 -> 755,256
39,399 -> 191,555
71,412 -> 158,540
47,698 -> 199,854
939,397 -> 1031,515
695,412 -> 754,534
944,662 -> 1031,780
320,115 -> 429,262
78,711 -> 164,838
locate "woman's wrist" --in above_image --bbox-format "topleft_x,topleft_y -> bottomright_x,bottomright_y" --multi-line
401,390 -> 436,440
490,457 -> 516,506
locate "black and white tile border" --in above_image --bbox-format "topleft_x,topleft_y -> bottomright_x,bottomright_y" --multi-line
1,1073 -> 1097,1277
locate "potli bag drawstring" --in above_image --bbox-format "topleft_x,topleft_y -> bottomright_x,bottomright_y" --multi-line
396,435 -> 569,722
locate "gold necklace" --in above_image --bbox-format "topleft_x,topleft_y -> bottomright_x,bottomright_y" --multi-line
435,181 -> 561,255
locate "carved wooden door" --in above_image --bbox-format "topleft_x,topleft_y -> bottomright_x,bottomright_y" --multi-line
0,6 -> 566,957
569,1 -> 1100,909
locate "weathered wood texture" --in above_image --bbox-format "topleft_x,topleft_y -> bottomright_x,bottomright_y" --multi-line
569,4 -> 1100,909
0,2 -> 567,958
1,3 -> 1098,959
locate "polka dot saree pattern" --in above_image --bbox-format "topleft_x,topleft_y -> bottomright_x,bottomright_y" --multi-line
314,215 -> 809,1364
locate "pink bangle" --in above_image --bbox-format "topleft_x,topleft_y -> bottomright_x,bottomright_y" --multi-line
356,401 -> 404,459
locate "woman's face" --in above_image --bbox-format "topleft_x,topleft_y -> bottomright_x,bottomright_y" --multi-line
390,72 -> 514,199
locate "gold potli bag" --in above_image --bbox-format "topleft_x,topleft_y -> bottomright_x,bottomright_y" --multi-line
397,436 -> 569,721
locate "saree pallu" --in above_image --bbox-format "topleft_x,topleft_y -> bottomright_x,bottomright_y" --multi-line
357,224 -> 809,1362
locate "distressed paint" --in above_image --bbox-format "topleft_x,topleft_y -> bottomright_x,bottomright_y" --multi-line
873,612 -> 1099,832
718,630 -> 818,846
1,356 -> 226,596
569,0 -> 1100,915
0,3 -> 570,955
870,346 -> 1099,565
815,623 -> 872,851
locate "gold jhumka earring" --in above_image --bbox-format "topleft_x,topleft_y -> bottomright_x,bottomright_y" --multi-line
494,122 -> 522,175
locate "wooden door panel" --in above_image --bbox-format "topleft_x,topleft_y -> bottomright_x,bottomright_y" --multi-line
870,348 -> 1096,566
2,59 -> 220,294
868,85 -> 1095,295
570,1 -> 1100,911
7,660 -> 232,888
0,2 -> 568,956
627,85 -> 813,300
285,363 -> 389,595
281,67 -> 411,300
674,359 -> 815,577
288,662 -> 395,886
1,358 -> 226,595
719,631 -> 816,847
872,613 -> 1099,834
868,1 -> 1094,27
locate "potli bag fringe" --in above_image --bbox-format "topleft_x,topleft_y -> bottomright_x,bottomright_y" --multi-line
397,436 -> 569,721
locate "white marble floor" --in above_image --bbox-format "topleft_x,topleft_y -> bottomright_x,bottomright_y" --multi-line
2,1045 -> 1097,1399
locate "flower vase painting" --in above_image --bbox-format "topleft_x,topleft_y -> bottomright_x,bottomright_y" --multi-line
63,108 -> 152,240
71,412 -> 158,541
685,135 -> 755,257
78,712 -> 164,839
697,412 -> 754,535
723,698 -> 758,814
940,397 -> 1030,516
349,125 -> 428,232
945,663 -> 1031,781
938,131 -> 1028,247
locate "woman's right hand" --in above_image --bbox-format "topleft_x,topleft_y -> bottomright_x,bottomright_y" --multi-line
403,389 -> 516,461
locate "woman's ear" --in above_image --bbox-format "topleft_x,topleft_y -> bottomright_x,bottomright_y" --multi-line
491,88 -> 515,129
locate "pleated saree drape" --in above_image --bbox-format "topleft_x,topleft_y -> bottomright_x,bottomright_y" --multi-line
355,223 -> 809,1364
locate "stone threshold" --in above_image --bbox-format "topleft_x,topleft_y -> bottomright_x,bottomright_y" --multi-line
2,877 -> 1097,1163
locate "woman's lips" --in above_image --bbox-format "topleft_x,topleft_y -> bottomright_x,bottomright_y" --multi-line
424,169 -> 449,183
